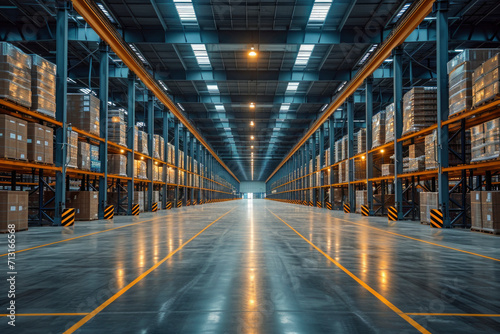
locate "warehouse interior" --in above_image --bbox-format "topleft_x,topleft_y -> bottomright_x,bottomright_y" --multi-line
0,0 -> 500,333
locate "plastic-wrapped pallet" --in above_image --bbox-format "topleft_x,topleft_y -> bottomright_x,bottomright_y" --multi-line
108,154 -> 127,176
0,42 -> 32,108
108,110 -> 127,147
425,129 -> 471,166
316,155 -> 321,170
30,55 -> 56,118
335,139 -> 342,163
324,148 -> 331,166
408,156 -> 425,172
77,142 -> 90,171
89,145 -> 100,172
420,192 -> 438,225
448,49 -> 499,116
341,135 -> 355,160
67,130 -> 78,168
179,150 -> 184,169
137,130 -> 148,155
483,118 -> 500,160
167,143 -> 174,164
372,111 -> 386,147
354,158 -> 366,180
134,160 -> 147,179
356,128 -> 366,154
473,53 -> 500,107
153,134 -> 161,159
133,191 -> 144,212
385,103 -> 395,143
67,94 -> 100,136
402,157 -> 410,173
167,167 -> 175,184
159,136 -> 165,161
133,126 -> 139,152
402,87 -> 437,135
356,190 -> 367,213
382,164 -> 394,176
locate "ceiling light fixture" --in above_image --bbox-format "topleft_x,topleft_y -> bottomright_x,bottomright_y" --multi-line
248,47 -> 257,57
249,102 -> 255,108
250,121 -> 254,126
251,136 -> 254,140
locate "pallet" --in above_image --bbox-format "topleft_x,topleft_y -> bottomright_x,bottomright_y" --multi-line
0,227 -> 28,233
481,227 -> 500,235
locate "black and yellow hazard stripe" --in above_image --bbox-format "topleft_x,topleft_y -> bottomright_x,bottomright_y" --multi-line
131,204 -> 140,216
326,201 -> 333,210
343,203 -> 350,213
388,206 -> 398,221
166,201 -> 172,210
316,201 -> 322,208
61,208 -> 75,227
309,201 -> 313,207
361,205 -> 370,217
303,200 -> 307,206
186,200 -> 191,206
430,209 -> 443,228
152,202 -> 158,212
177,200 -> 182,208
104,205 -> 114,220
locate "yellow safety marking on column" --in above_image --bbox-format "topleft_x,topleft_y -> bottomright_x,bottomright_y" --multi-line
61,208 -> 75,227
343,203 -> 350,213
388,206 -> 398,221
361,205 -> 370,217
326,202 -> 333,210
152,202 -> 158,212
267,209 -> 430,334
131,204 -> 140,216
430,209 -> 443,228
309,201 -> 313,207
316,201 -> 322,208
63,208 -> 236,334
405,313 -> 500,317
177,200 -> 182,208
166,202 -> 172,210
104,205 -> 114,220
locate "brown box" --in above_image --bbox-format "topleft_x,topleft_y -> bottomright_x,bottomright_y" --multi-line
0,114 -> 17,159
66,191 -> 99,221
471,191 -> 482,229
16,118 -> 27,160
409,143 -> 425,159
44,126 -> 53,164
481,191 -> 500,231
77,142 -> 90,171
27,123 -> 45,163
0,191 -> 28,232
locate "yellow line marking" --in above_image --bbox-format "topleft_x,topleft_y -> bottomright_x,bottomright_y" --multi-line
0,208 -> 206,257
406,313 -> 500,317
268,209 -> 431,334
0,313 -> 88,317
312,211 -> 500,262
63,208 -> 235,334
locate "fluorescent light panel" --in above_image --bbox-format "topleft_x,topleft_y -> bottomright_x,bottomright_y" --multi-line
280,103 -> 290,111
286,82 -> 299,92
128,44 -> 148,64
308,0 -> 332,24
215,104 -> 225,111
159,81 -> 169,91
357,44 -> 378,66
191,44 -> 211,66
337,81 -> 347,92
207,83 -> 219,93
294,44 -> 315,67
97,3 -> 116,23
173,0 -> 197,23
393,3 -> 411,23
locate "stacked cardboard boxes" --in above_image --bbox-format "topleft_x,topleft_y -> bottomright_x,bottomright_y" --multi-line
471,191 -> 482,230
137,130 -> 148,155
0,191 -> 28,232
108,154 -> 127,176
407,143 -> 426,172
108,110 -> 127,146
402,87 -> 437,135
90,145 -> 100,172
0,42 -> 32,108
67,130 -> 78,168
471,118 -> 500,162
385,103 -> 395,143
0,115 -> 27,160
355,190 -> 367,214
77,142 -> 90,171
354,158 -> 366,181
481,191 -> 500,233
356,128 -> 366,154
335,138 -> 343,163
473,53 -> 500,107
372,111 -> 386,147
420,192 -> 438,224
382,164 -> 394,176
27,123 -> 53,164
66,191 -> 98,221
134,159 -> 147,179
30,55 -> 56,118
341,135 -> 356,160
67,94 -> 100,136
153,135 -> 165,161
134,191 -> 145,212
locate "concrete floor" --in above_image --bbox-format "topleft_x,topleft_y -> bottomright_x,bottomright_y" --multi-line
0,199 -> 499,334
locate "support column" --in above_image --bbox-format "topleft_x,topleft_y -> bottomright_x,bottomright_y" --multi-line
319,125 -> 325,206
174,120 -> 180,207
54,1 -> 69,225
183,129 -> 188,206
365,77 -> 374,213
393,46 -> 404,219
196,141 -> 201,204
127,74 -> 135,215
162,111 -> 168,209
98,42 -> 109,219
311,135 -> 316,205
147,93 -> 154,211
190,137 -> 195,204
347,96 -> 355,209
329,116 -> 335,206
436,0 -> 450,226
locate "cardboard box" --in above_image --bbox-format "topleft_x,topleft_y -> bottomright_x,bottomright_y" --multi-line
16,119 -> 27,160
409,143 -> 425,159
471,191 -> 482,229
78,142 -> 90,171
0,114 -> 17,159
481,191 -> 500,231
27,123 -> 45,163
420,192 -> 438,225
44,126 -> 53,164
0,191 -> 28,232
66,191 -> 99,221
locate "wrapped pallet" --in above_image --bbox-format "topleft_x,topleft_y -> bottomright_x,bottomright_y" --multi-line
134,126 -> 139,152
354,158 -> 366,181
27,123 -> 45,163
77,142 -> 90,171
471,191 -> 482,230
67,94 -> 100,136
483,118 -> 500,160
167,142 -> 175,164
425,128 -> 471,167
473,53 -> 500,107
108,109 -> 127,146
356,128 -> 366,154
0,191 -> 29,232
30,55 -> 56,118
382,164 -> 394,176
153,134 -> 161,159
133,191 -> 145,212
407,156 -> 425,173
335,138 -> 343,163
356,190 -> 367,214
402,87 -> 437,135
372,111 -> 386,147
90,145 -> 100,172
448,49 -> 499,116
482,191 -> 500,233
324,147 -> 331,166
134,160 -> 147,179
167,167 -> 175,184
385,103 -> 395,143
419,192 -> 438,225
0,42 -> 32,108
67,130 -> 78,168
66,191 -> 98,221
341,135 -> 355,160
108,154 -> 127,176
137,130 -> 148,155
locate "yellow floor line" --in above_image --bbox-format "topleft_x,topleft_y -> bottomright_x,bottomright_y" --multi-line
0,313 -> 88,316
268,209 -> 431,334
406,313 -> 500,317
0,208 -> 214,257
63,207 -> 235,334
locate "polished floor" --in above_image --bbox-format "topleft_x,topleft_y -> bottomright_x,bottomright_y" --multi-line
1,199 -> 499,333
